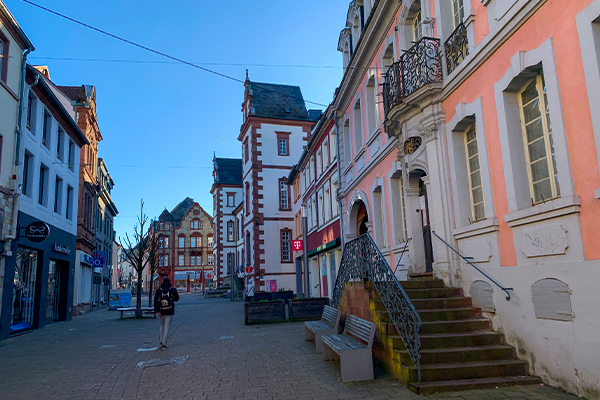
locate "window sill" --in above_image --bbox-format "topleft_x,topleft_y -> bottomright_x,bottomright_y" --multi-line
365,128 -> 381,147
353,147 -> 366,163
505,196 -> 581,228
453,218 -> 499,240
0,79 -> 19,101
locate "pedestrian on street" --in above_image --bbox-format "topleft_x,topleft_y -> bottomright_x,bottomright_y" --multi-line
154,277 -> 179,350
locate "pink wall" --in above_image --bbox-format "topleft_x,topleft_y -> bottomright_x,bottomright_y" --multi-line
443,0 -> 600,263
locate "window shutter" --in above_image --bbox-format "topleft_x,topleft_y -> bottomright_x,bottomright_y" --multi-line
531,279 -> 573,322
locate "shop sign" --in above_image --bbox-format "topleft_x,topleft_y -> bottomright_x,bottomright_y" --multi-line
80,253 -> 94,265
204,271 -> 213,279
25,221 -> 50,242
96,251 -> 107,259
292,240 -> 303,251
245,266 -> 253,274
93,258 -> 103,274
53,243 -> 71,255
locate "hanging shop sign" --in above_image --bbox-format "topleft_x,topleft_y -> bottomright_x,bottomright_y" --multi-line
52,243 -> 71,255
292,240 -> 303,251
403,136 -> 422,154
96,251 -> 107,259
93,258 -> 103,274
25,221 -> 50,242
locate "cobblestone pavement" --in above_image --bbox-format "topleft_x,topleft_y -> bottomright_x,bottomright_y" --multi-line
0,294 -> 583,400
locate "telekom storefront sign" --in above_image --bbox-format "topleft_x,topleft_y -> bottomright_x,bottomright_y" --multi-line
292,240 -> 303,251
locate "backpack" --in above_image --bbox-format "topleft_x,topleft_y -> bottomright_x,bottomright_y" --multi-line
159,288 -> 174,313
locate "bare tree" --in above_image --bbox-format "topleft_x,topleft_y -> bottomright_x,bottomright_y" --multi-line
118,200 -> 151,318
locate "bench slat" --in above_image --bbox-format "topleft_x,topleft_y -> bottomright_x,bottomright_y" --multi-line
322,306 -> 339,325
305,320 -> 333,332
344,315 -> 375,344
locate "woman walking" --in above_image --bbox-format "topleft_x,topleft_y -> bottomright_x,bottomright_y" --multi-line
153,277 -> 179,350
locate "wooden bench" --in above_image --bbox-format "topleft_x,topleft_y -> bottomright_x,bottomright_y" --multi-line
321,314 -> 376,382
304,305 -> 341,353
117,307 -> 156,319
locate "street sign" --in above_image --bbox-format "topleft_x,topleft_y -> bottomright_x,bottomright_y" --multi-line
245,266 -> 253,274
292,240 -> 303,251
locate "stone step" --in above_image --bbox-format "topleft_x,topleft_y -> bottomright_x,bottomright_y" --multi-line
404,359 -> 529,382
404,287 -> 464,299
419,331 -> 505,349
408,375 -> 542,394
411,296 -> 473,310
371,297 -> 473,312
396,345 -> 516,365
386,331 -> 504,350
418,308 -> 481,322
400,279 -> 446,290
421,318 -> 491,334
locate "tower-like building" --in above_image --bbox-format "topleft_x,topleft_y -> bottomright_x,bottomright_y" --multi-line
239,76 -> 316,294
211,156 -> 242,287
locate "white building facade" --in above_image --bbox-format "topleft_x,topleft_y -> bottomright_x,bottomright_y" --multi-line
239,78 -> 315,295
210,156 -> 242,287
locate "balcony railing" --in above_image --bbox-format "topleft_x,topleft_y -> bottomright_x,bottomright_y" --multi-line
444,21 -> 469,75
383,37 -> 442,115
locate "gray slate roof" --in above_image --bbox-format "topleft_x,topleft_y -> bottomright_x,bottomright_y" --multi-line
249,82 -> 310,121
214,158 -> 243,185
158,197 -> 195,227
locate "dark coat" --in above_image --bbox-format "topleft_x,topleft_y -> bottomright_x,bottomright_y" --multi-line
154,282 -> 179,315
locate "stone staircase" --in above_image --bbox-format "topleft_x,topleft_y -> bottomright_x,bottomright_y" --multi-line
368,279 -> 541,394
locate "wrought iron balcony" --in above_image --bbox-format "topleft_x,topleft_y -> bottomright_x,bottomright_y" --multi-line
444,21 -> 469,75
382,37 -> 442,116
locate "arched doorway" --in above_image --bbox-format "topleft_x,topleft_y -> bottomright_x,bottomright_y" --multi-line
348,192 -> 371,240
406,170 -> 434,274
356,201 -> 369,236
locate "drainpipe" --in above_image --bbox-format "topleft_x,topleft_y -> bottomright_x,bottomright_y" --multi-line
4,49 -> 35,248
334,113 -> 345,252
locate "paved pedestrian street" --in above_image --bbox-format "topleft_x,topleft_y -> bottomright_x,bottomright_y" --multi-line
0,294 -> 582,400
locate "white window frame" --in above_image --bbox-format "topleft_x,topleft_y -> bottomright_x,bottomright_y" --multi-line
494,39 -> 576,222
447,98 -> 495,231
518,73 -> 559,205
464,123 -> 486,222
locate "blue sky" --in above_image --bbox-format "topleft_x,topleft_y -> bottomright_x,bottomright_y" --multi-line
4,0 -> 349,239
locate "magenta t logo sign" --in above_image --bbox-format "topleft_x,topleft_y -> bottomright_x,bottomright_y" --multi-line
292,240 -> 303,251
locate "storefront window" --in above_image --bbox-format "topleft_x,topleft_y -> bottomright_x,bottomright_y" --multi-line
12,247 -> 39,332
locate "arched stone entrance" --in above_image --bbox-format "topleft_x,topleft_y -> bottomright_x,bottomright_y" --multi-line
405,169 -> 434,275
356,201 -> 369,236
347,191 -> 371,241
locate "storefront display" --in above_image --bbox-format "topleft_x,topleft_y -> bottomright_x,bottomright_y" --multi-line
11,247 -> 38,333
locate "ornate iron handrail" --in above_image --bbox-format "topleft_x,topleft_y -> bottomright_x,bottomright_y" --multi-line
382,37 -> 442,116
332,234 -> 422,382
400,36 -> 442,98
382,61 -> 402,115
432,231 -> 513,301
444,22 -> 469,75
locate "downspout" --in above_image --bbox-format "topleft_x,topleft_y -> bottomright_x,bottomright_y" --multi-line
334,113 -> 344,251
4,49 -> 35,246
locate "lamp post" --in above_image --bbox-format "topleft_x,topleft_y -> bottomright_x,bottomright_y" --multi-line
301,203 -> 309,298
